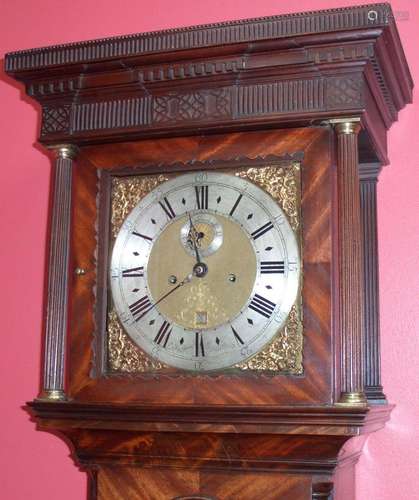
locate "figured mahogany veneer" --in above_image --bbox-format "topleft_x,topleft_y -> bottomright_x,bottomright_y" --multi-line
69,127 -> 333,406
28,402 -> 392,499
6,3 -> 413,499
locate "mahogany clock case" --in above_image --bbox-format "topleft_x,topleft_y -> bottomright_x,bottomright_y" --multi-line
4,3 -> 413,499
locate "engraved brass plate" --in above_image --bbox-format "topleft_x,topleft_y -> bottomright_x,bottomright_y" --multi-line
107,162 -> 302,374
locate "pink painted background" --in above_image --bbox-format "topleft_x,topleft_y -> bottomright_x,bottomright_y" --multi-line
1,0 -> 417,498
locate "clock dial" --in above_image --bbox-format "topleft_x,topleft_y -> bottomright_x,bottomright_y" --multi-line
110,171 -> 300,371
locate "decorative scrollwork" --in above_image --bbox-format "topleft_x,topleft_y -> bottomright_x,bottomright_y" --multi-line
108,310 -> 166,372
153,89 -> 231,123
111,174 -> 169,238
235,162 -> 301,232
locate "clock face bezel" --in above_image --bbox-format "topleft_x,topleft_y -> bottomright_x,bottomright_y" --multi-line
109,170 -> 301,372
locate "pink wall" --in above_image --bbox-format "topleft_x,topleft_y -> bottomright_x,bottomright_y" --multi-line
0,1 -> 417,498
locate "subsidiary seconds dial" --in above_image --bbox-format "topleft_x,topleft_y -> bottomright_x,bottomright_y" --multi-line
110,171 -> 300,371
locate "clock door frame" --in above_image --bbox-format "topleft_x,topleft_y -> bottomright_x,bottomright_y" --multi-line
67,126 -> 336,406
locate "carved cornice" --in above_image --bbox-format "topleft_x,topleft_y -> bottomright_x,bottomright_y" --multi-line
4,4 -> 413,164
5,4 -> 395,72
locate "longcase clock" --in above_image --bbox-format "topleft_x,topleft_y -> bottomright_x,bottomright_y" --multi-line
5,4 -> 413,499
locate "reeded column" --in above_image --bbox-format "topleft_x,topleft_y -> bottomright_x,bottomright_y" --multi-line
332,118 -> 367,406
38,145 -> 78,401
359,163 -> 386,403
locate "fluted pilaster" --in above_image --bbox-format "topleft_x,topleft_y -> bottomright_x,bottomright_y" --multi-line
359,163 -> 386,403
332,119 -> 367,406
38,145 -> 78,401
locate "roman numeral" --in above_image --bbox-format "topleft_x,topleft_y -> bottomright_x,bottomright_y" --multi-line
251,221 -> 274,240
248,294 -> 276,318
122,266 -> 144,277
195,331 -> 205,357
260,261 -> 285,274
195,185 -> 209,210
231,325 -> 244,345
129,295 -> 153,321
159,197 -> 176,220
154,320 -> 172,347
229,194 -> 242,216
132,231 -> 152,241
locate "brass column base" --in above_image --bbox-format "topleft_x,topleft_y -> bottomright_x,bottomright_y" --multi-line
337,391 -> 368,406
36,389 -> 67,401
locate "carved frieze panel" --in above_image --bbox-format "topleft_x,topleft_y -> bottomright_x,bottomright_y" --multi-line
71,97 -> 153,133
325,76 -> 363,109
153,89 -> 231,123
235,79 -> 325,117
41,75 -> 365,137
41,105 -> 72,135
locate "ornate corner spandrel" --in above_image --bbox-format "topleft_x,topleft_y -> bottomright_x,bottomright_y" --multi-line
108,310 -> 167,372
111,174 -> 169,238
235,162 -> 301,232
107,161 -> 303,375
236,304 -> 303,374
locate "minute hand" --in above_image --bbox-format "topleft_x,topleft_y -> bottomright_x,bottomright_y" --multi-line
138,274 -> 192,319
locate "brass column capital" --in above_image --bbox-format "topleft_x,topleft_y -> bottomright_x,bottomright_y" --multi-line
50,144 -> 79,160
330,117 -> 361,136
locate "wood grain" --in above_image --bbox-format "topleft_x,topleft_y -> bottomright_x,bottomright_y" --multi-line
27,402 -> 392,500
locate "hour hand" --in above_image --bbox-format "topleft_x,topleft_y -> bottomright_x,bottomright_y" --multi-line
187,214 -> 208,278
188,213 -> 202,264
